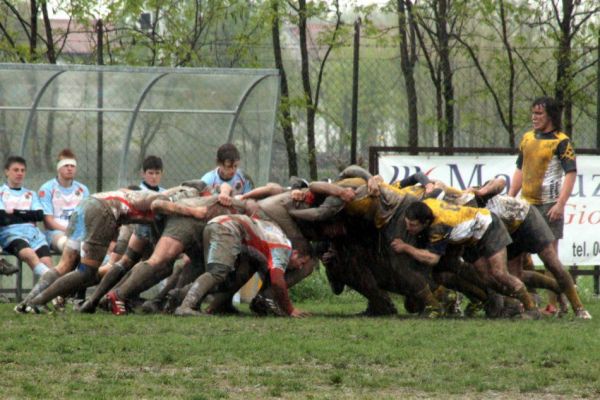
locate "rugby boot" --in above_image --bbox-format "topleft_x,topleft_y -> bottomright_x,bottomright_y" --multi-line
174,281 -> 205,317
106,291 -> 127,315
419,305 -> 443,319
250,294 -> 286,316
575,308 -> 592,320
520,308 -> 542,320
464,301 -> 484,318
0,258 -> 19,276
141,298 -> 164,314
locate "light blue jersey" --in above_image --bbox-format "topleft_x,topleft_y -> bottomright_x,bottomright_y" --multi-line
201,168 -> 253,196
0,184 -> 47,249
38,178 -> 89,244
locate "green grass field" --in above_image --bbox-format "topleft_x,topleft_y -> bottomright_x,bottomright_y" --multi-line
1,273 -> 599,399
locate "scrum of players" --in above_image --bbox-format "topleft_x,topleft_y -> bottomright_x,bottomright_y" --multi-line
4,142 -> 591,320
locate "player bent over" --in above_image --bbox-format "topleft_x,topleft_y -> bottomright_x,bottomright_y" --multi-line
174,214 -> 310,317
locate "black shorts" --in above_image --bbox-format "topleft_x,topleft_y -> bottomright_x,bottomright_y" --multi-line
532,203 -> 562,240
5,239 -> 51,258
463,214 -> 512,262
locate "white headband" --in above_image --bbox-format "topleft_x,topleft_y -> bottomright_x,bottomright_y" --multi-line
57,159 -> 77,170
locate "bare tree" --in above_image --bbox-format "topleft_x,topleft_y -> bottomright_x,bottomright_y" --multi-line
397,0 -> 419,153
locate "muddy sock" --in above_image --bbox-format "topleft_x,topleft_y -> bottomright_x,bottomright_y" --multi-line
563,285 -> 584,312
117,261 -> 173,301
513,285 -> 536,311
87,263 -> 127,307
23,269 -> 60,303
31,266 -> 97,306
522,270 -> 560,294
179,274 -> 218,310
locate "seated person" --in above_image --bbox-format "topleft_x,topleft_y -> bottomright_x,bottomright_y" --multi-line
0,156 -> 52,284
39,148 -> 89,253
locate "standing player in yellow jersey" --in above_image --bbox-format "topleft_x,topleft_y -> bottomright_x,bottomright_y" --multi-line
508,97 -> 576,315
508,97 -> 576,249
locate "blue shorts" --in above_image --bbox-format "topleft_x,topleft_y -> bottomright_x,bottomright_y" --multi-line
0,225 -> 49,251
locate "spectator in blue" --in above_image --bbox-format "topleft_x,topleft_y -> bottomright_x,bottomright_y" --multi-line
200,143 -> 253,200
0,156 -> 52,280
38,149 -> 90,253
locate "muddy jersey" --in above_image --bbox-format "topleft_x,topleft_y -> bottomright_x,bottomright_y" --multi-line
484,195 -> 530,234
423,198 -> 492,254
338,178 -> 414,228
516,130 -> 576,205
201,168 -> 253,196
92,190 -> 155,223
38,178 -> 89,229
208,214 -> 291,272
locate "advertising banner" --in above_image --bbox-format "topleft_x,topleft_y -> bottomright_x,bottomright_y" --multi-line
378,154 -> 600,265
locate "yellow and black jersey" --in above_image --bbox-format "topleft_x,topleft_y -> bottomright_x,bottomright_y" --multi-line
337,178 -> 378,221
389,182 -> 425,199
484,195 -> 529,234
337,178 -> 414,228
423,198 -> 492,255
516,130 -> 577,205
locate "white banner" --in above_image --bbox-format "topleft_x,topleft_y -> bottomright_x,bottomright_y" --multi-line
378,154 -> 600,265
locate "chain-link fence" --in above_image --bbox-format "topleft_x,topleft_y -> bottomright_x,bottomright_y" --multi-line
269,45 -> 599,181
0,64 -> 280,191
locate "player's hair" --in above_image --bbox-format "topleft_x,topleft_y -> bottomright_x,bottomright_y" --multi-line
4,155 -> 26,170
216,143 -> 240,164
57,148 -> 76,161
142,155 -> 163,172
532,96 -> 562,131
405,201 -> 434,224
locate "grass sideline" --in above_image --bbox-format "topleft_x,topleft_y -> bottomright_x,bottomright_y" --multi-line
1,276 -> 599,399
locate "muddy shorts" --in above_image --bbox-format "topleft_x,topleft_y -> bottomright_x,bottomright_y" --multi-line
161,215 -> 206,253
463,213 -> 512,262
507,207 -> 554,260
532,202 -> 562,240
66,197 -> 118,261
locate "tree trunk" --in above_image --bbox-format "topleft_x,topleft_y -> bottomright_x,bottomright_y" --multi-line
298,0 -> 317,179
397,0 -> 418,154
271,0 -> 298,176
555,0 -> 574,136
437,0 -> 454,153
29,0 -> 38,59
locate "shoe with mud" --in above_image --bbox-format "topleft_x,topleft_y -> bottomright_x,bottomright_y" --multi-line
141,299 -> 163,314
575,309 -> 592,320
419,305 -> 443,319
250,294 -> 286,316
51,296 -> 66,312
174,305 -> 202,317
464,301 -> 483,318
14,303 -> 42,314
76,300 -> 97,314
520,308 -> 542,320
484,292 -> 505,318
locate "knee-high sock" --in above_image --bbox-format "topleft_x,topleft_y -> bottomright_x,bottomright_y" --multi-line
22,269 -> 60,304
30,267 -> 97,306
522,270 -> 560,294
116,261 -> 173,300
87,263 -> 127,307
179,273 -> 219,310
